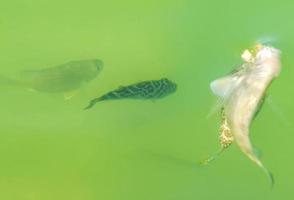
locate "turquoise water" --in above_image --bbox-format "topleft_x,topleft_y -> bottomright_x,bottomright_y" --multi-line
1,0 -> 294,199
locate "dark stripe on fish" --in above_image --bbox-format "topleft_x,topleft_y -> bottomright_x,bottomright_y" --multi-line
84,78 -> 177,109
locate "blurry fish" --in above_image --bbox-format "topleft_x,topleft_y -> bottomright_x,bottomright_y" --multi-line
84,78 -> 177,109
0,59 -> 103,99
202,44 -> 281,186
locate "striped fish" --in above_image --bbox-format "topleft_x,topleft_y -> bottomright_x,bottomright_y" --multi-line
84,78 -> 177,109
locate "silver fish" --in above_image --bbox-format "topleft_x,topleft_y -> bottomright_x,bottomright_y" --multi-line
203,44 -> 281,185
0,59 -> 103,98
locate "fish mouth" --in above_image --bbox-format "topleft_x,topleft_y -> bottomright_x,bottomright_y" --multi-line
168,80 -> 177,91
161,78 -> 177,92
172,83 -> 177,92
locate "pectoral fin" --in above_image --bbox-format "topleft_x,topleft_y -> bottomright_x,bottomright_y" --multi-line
210,75 -> 239,99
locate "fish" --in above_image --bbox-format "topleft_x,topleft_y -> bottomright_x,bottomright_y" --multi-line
84,78 -> 177,109
202,44 -> 281,186
0,59 -> 103,99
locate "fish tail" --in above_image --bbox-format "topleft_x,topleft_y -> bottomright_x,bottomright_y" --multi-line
232,125 -> 274,187
84,92 -> 120,110
263,166 -> 275,188
253,156 -> 274,187
199,147 -> 226,166
84,98 -> 101,110
0,75 -> 18,86
99,92 -> 123,101
246,151 -> 274,187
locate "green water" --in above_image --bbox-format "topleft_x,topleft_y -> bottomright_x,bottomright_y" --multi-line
1,0 -> 294,199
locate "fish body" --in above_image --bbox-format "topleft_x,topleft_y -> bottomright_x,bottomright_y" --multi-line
0,59 -> 103,94
85,78 -> 177,109
206,44 -> 281,185
21,59 -> 103,93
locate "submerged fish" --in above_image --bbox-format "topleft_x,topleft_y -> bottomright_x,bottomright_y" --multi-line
84,78 -> 177,109
202,44 -> 281,185
0,59 -> 103,98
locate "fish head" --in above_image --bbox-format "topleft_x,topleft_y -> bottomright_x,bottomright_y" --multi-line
161,78 -> 177,93
68,59 -> 104,82
254,44 -> 281,76
255,45 -> 280,62
242,44 -> 281,77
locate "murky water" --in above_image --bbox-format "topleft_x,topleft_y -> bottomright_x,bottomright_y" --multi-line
1,0 -> 294,199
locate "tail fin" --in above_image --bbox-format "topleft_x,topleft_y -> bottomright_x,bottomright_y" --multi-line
263,166 -> 275,188
235,133 -> 274,187
84,98 -> 100,110
244,149 -> 274,187
0,75 -> 17,86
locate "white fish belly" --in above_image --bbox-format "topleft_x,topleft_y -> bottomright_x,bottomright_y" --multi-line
226,71 -> 270,157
